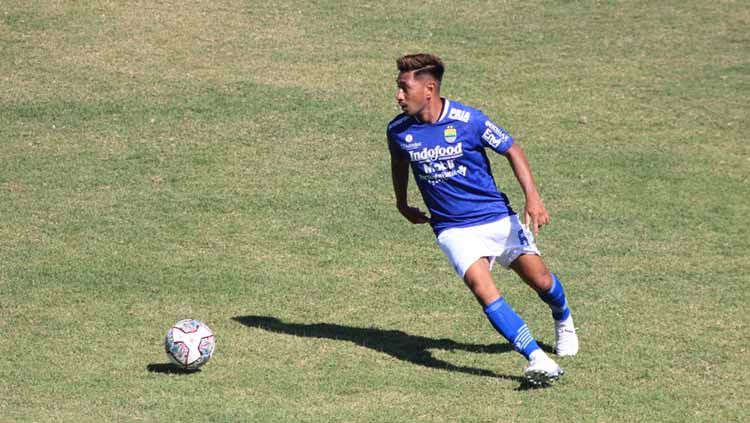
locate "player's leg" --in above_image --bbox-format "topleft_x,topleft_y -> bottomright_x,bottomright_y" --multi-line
462,257 -> 500,306
510,254 -> 578,356
465,259 -> 539,359
463,258 -> 562,383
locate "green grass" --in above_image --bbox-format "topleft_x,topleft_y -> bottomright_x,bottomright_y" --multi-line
2,0 -> 748,421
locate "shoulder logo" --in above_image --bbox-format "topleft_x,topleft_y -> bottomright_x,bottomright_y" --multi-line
482,120 -> 511,148
448,108 -> 470,123
444,126 -> 457,143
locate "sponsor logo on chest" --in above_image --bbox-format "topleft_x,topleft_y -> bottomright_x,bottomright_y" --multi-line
408,143 -> 463,162
402,133 -> 421,149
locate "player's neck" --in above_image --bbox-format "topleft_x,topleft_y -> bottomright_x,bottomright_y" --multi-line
415,97 -> 444,124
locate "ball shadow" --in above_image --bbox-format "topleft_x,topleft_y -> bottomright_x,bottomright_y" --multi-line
146,363 -> 201,375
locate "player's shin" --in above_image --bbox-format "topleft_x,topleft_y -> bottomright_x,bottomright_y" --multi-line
483,297 -> 541,359
537,273 -> 571,321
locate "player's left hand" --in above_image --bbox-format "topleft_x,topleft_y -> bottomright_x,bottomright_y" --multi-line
398,204 -> 430,224
524,195 -> 550,236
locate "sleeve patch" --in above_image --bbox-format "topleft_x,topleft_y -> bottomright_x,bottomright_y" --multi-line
482,120 -> 512,149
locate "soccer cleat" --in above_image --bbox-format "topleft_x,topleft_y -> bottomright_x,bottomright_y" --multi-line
554,316 -> 579,356
524,350 -> 564,385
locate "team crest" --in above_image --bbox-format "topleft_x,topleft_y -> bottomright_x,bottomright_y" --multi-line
444,126 -> 457,143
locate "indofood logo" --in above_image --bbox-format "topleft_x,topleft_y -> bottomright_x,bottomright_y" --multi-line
408,143 -> 463,162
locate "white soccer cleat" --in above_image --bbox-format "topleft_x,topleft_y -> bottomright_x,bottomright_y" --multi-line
554,316 -> 579,357
524,350 -> 564,385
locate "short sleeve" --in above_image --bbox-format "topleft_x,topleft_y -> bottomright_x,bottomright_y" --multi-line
387,128 -> 406,160
476,112 -> 514,154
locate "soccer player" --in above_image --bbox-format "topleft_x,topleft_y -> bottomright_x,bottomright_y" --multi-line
386,53 -> 578,385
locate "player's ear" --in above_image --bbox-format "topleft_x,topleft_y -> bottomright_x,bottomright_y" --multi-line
425,79 -> 437,98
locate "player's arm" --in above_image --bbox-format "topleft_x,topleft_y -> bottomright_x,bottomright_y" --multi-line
502,143 -> 550,235
390,149 -> 429,224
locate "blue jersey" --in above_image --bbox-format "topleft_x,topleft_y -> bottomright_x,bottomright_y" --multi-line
387,98 -> 516,235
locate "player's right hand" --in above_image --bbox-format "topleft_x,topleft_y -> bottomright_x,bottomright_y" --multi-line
524,195 -> 550,236
398,205 -> 430,224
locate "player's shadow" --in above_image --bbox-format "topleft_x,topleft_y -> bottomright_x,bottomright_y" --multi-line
233,315 -> 536,384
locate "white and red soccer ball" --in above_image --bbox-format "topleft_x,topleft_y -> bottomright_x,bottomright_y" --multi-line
164,319 -> 215,370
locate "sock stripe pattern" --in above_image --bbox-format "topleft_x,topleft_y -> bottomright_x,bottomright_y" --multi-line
514,324 -> 534,353
484,297 -> 540,359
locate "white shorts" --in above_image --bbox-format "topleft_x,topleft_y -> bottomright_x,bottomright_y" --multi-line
436,215 -> 541,279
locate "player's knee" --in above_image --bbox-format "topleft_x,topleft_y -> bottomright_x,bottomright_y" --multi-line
524,266 -> 553,292
536,270 -> 553,291
512,255 -> 552,291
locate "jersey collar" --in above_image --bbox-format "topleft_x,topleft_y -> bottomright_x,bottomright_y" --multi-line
438,98 -> 450,123
413,97 -> 450,125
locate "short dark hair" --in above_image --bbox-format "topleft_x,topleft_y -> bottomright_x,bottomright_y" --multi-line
397,53 -> 445,83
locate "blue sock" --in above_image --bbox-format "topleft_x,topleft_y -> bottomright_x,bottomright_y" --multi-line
483,297 -> 541,359
538,273 -> 571,321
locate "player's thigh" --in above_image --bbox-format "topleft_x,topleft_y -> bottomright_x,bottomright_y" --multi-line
463,257 -> 501,306
509,254 -> 552,292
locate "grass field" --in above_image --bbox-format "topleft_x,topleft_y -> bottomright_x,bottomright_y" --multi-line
2,1 -> 748,421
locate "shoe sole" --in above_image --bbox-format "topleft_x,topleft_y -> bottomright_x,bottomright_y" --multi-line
524,368 -> 564,386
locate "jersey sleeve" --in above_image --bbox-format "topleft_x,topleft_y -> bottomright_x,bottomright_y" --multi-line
386,127 -> 406,160
475,111 -> 514,154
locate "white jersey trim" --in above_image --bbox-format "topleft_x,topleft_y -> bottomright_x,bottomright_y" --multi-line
439,98 -> 451,122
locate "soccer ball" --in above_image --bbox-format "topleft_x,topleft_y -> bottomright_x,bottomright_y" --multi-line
164,319 -> 216,370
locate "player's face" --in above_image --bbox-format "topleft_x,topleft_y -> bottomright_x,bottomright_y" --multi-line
396,71 -> 430,116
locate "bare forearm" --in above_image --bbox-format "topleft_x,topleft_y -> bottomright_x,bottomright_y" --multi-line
390,155 -> 429,224
504,143 -> 550,233
391,157 -> 410,208
505,144 -> 540,200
